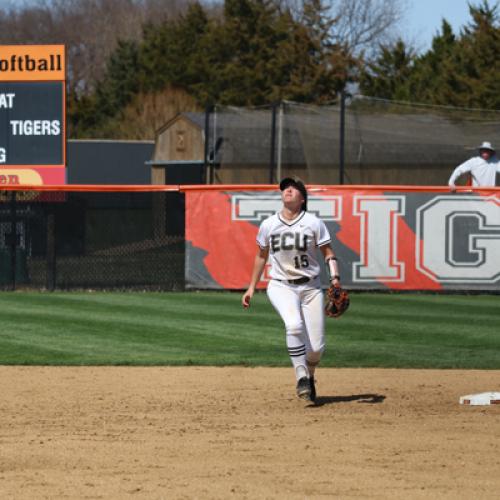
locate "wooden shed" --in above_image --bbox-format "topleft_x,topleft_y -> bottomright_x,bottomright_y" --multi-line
151,113 -> 205,184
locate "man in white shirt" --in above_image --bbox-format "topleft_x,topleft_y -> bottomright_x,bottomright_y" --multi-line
448,141 -> 500,189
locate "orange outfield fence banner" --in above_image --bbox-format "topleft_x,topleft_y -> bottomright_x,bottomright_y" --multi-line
184,186 -> 500,291
1,184 -> 499,291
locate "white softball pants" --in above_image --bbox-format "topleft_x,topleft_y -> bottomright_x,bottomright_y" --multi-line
267,278 -> 325,381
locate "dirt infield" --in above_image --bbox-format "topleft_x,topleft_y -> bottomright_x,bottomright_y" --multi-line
0,367 -> 499,499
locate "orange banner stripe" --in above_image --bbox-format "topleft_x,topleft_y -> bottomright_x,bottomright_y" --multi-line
178,184 -> 500,192
0,184 -> 180,192
0,184 -> 498,192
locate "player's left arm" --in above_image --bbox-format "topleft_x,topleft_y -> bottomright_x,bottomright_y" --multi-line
316,218 -> 341,285
320,244 -> 340,286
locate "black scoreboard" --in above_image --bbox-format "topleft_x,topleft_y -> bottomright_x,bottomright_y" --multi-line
0,45 -> 66,184
0,81 -> 64,165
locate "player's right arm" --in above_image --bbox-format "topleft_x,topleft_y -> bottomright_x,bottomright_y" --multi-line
242,246 -> 269,309
448,158 -> 473,189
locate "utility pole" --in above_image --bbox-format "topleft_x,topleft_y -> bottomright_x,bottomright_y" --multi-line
339,90 -> 346,185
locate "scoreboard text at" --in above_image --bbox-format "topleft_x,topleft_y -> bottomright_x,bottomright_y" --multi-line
0,45 -> 66,184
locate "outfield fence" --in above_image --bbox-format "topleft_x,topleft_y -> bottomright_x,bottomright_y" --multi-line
1,184 -> 499,292
0,186 -> 184,291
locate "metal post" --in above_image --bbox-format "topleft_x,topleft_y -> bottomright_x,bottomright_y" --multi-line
339,90 -> 346,185
46,209 -> 56,291
269,102 -> 277,184
203,104 -> 212,184
9,191 -> 16,290
277,102 -> 284,182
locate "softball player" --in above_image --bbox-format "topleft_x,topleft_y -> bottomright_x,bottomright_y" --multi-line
242,177 -> 341,403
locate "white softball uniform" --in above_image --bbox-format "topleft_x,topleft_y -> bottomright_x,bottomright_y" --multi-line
256,211 -> 331,281
256,210 -> 331,381
448,155 -> 500,187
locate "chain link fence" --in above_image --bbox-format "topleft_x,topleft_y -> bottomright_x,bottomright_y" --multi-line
205,96 -> 500,185
0,190 -> 184,291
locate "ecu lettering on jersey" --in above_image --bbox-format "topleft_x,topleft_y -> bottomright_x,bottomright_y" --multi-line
257,211 -> 331,281
270,232 -> 309,252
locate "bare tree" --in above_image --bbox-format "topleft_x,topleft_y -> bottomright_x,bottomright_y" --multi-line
0,0 -> 194,96
270,0 -> 407,60
331,0 -> 407,58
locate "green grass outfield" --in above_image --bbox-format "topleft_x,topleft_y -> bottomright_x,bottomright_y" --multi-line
0,291 -> 499,368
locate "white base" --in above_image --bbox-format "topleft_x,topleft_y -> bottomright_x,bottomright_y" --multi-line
459,392 -> 500,406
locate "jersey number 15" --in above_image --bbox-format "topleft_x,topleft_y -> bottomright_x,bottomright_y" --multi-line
294,255 -> 309,269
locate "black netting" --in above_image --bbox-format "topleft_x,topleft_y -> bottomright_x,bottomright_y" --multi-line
206,97 -> 500,185
0,191 -> 185,291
